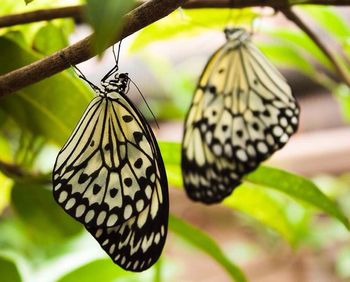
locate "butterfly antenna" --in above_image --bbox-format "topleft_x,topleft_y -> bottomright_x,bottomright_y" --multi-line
113,40 -> 123,67
129,78 -> 160,129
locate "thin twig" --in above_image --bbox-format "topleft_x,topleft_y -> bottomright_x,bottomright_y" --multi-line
281,8 -> 350,87
1,0 -> 350,28
0,5 -> 83,28
0,0 -> 188,97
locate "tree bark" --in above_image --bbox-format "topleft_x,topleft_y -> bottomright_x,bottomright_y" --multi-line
0,0 -> 349,96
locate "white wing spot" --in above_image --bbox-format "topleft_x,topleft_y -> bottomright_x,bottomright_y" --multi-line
236,149 -> 248,161
257,142 -> 268,154
224,144 -> 233,157
247,145 -> 256,157
109,244 -> 116,254
205,132 -> 213,144
75,204 -> 86,217
280,133 -> 289,143
280,117 -> 288,127
136,199 -> 144,212
273,126 -> 283,137
85,209 -> 95,223
106,214 -> 118,226
291,116 -> 298,125
154,232 -> 160,244
285,109 -> 293,117
65,198 -> 76,210
286,126 -> 294,134
145,185 -> 152,199
121,256 -> 126,265
97,210 -> 107,225
124,204 -> 133,220
213,144 -> 222,156
95,229 -> 103,238
58,191 -> 68,203
54,183 -> 62,191
266,134 -> 274,145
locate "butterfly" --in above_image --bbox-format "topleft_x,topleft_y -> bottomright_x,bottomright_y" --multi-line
182,28 -> 299,204
52,47 -> 169,271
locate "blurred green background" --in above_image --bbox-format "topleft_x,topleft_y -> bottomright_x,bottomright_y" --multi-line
0,0 -> 350,281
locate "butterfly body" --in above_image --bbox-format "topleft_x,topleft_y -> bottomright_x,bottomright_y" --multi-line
182,28 -> 299,204
53,71 -> 168,271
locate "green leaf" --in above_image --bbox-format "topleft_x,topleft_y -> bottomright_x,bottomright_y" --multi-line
334,84 -> 350,123
244,166 -> 350,230
130,8 -> 257,52
0,36 -> 93,145
0,254 -> 22,282
266,28 -> 333,71
153,260 -> 162,282
11,182 -> 82,244
159,141 -> 349,236
86,0 -> 135,55
170,215 -> 246,282
257,42 -> 316,76
0,132 -> 13,162
224,185 -> 296,243
0,173 -> 13,214
301,6 -> 350,42
159,141 -> 181,166
2,31 -> 27,49
57,258 -> 133,282
159,141 -> 183,188
336,246 -> 350,279
32,23 -> 68,55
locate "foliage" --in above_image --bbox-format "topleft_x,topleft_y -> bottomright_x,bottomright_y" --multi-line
85,0 -> 136,54
0,1 -> 349,281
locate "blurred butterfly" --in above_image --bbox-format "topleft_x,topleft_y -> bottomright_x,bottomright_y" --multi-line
182,28 -> 299,204
53,45 -> 169,271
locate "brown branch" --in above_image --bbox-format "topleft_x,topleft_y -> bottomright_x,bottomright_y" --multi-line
0,5 -> 83,28
184,0 -> 350,9
281,8 -> 350,87
1,0 -> 350,28
0,0 -> 188,97
0,0 -> 350,95
0,159 -> 51,184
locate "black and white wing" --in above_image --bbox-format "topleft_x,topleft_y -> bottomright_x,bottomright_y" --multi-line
182,29 -> 299,204
53,92 -> 168,271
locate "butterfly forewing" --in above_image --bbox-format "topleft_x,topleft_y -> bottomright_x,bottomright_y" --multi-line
182,28 -> 299,204
53,90 -> 168,271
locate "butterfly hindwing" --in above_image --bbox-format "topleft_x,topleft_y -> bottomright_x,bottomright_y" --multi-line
86,158 -> 168,271
182,28 -> 299,204
53,91 -> 168,271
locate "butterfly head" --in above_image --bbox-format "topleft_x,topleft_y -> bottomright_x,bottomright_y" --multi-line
101,72 -> 130,94
224,27 -> 250,42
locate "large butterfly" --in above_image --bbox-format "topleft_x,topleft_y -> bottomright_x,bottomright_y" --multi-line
182,28 -> 299,204
53,52 -> 168,271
